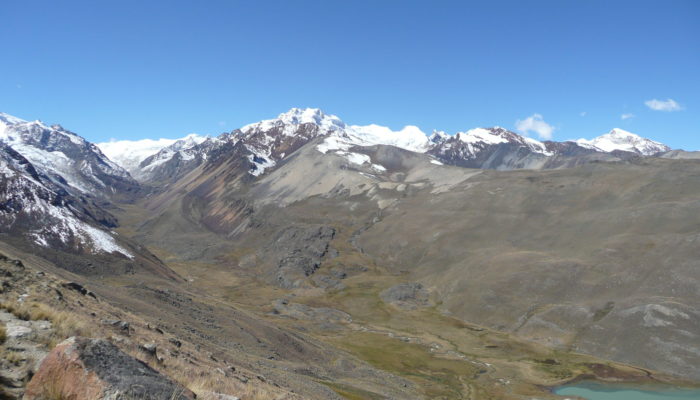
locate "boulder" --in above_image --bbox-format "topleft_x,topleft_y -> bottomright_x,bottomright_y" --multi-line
199,392 -> 240,400
24,336 -> 194,400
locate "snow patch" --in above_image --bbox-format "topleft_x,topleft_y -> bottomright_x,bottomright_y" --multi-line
335,150 -> 370,166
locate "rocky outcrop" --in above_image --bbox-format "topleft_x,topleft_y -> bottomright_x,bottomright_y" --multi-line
380,283 -> 431,310
0,310 -> 52,400
24,336 -> 195,400
272,299 -> 352,328
262,225 -> 336,288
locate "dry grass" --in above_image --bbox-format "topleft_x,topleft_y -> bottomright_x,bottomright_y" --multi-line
26,372 -> 68,400
0,299 -> 33,320
49,310 -> 92,339
124,346 -> 286,400
0,300 -> 94,348
188,376 -> 282,400
1,300 -> 52,321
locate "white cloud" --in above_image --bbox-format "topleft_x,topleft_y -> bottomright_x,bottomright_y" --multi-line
645,98 -> 683,112
621,113 -> 635,120
580,111 -> 587,117
218,121 -> 227,127
515,114 -> 555,140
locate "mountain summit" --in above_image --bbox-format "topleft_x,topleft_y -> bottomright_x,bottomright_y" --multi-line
0,112 -> 136,197
575,128 -> 671,155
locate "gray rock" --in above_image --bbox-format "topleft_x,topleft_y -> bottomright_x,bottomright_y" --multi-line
262,225 -> 336,288
272,300 -> 351,325
200,391 -> 240,400
0,310 -> 51,399
380,283 -> 431,310
140,342 -> 158,356
24,337 -> 195,399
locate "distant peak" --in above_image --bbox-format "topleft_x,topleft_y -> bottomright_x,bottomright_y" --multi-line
455,127 -> 510,145
277,107 -> 344,127
242,107 -> 346,133
429,130 -> 449,143
575,128 -> 670,155
278,107 -> 324,118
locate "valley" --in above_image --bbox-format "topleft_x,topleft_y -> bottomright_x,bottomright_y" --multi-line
1,108 -> 699,399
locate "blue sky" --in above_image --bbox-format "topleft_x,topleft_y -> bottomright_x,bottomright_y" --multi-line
1,0 -> 698,149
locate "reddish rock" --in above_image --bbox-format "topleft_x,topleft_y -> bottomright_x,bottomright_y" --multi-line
24,336 -> 194,400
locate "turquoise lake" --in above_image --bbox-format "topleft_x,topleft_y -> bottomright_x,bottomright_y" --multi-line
554,382 -> 700,399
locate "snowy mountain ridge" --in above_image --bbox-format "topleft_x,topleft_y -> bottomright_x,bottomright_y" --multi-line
574,128 -> 670,156
2,109 -> 674,182
0,112 -> 136,196
0,144 -> 132,258
97,133 -> 208,177
233,108 -> 668,163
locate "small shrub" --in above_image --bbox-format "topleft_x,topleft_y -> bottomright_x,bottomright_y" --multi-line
4,350 -> 25,365
0,300 -> 31,320
0,324 -> 6,344
28,302 -> 54,321
51,310 -> 92,338
0,300 -> 54,321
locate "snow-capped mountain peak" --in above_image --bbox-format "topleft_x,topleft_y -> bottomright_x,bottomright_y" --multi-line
432,127 -> 550,155
429,130 -> 449,143
97,133 -> 208,177
345,124 -> 430,153
0,111 -> 135,195
242,107 -> 347,135
456,128 -> 509,145
575,128 -> 670,155
278,107 -> 346,129
164,133 -> 207,151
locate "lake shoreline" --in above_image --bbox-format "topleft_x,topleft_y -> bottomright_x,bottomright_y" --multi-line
552,380 -> 700,399
548,371 -> 700,399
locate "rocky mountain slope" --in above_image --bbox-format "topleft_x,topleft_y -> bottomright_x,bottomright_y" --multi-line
0,117 -> 176,279
0,143 -> 128,257
0,113 -> 138,199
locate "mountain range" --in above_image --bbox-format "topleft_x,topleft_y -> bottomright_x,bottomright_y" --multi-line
1,107 -> 698,399
92,108 -> 671,184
